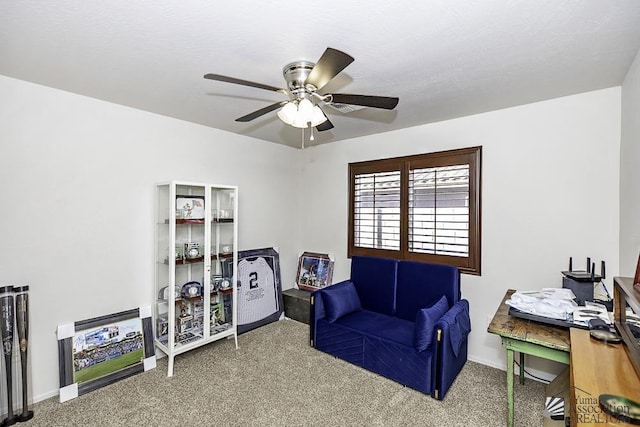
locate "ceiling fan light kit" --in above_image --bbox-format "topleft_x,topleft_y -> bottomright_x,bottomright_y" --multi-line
277,98 -> 327,128
204,47 -> 399,139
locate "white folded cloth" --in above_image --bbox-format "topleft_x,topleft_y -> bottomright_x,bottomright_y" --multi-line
505,288 -> 578,320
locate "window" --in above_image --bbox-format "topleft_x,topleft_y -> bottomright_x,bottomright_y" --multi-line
348,146 -> 481,275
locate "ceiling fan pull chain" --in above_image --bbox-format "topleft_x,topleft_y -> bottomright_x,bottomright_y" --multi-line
301,128 -> 305,149
309,123 -> 315,142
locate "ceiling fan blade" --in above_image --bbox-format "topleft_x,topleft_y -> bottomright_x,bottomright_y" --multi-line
204,73 -> 286,93
236,101 -> 288,122
315,118 -> 334,132
304,48 -> 354,91
329,94 -> 399,110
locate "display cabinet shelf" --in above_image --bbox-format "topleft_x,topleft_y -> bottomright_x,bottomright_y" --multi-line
175,219 -> 206,225
163,219 -> 235,225
154,181 -> 238,377
166,255 -> 219,265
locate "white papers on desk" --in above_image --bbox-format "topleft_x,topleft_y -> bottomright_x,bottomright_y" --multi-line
505,288 -> 578,320
572,301 -> 612,326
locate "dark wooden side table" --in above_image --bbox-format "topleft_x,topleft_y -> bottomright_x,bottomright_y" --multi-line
283,288 -> 312,324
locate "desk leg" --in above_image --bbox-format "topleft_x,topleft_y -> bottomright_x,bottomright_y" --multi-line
507,349 -> 514,427
519,352 -> 525,385
499,337 -> 569,427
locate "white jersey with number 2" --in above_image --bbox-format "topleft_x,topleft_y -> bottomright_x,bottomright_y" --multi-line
237,257 -> 278,325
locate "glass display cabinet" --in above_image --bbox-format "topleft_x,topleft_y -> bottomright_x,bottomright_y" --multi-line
154,181 -> 238,376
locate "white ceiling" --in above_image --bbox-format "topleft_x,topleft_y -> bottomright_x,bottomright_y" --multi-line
2,1 -> 640,148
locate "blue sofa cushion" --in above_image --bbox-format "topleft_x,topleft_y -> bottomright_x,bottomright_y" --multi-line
350,256 -> 398,316
336,310 -> 415,347
315,315 -> 433,394
414,295 -> 449,352
322,281 -> 362,322
363,333 -> 433,394
395,260 -> 460,322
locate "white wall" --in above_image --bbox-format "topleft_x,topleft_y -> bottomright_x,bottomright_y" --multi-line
299,88 -> 621,378
0,75 -> 302,400
620,49 -> 640,276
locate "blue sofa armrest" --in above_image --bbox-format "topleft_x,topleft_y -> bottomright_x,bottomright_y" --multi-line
309,289 -> 324,347
309,280 -> 352,347
432,299 -> 471,400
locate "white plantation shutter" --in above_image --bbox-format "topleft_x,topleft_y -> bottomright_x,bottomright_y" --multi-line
408,164 -> 470,257
353,170 -> 401,250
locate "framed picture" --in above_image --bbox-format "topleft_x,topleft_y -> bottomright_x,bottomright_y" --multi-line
56,307 -> 156,402
296,252 -> 334,291
222,247 -> 283,334
176,195 -> 205,220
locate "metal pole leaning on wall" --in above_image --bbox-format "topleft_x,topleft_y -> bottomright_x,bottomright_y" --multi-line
14,286 -> 33,422
0,285 -> 16,426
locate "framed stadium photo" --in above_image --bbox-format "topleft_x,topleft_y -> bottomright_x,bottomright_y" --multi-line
56,307 -> 156,402
295,252 -> 334,291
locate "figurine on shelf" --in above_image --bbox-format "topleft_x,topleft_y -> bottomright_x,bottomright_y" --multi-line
177,300 -> 194,332
178,301 -> 188,317
210,303 -> 222,326
156,317 -> 168,339
183,202 -> 192,218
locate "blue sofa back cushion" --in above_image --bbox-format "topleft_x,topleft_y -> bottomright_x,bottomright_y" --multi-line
322,281 -> 362,323
414,295 -> 449,352
350,256 -> 398,316
395,260 -> 460,322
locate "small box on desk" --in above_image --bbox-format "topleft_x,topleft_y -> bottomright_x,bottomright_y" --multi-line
283,288 -> 311,324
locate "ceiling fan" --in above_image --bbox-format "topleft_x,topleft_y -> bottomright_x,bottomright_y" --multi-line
204,47 -> 399,134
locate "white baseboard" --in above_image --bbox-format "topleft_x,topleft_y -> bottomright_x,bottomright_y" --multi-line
468,355 -> 556,383
33,389 -> 59,404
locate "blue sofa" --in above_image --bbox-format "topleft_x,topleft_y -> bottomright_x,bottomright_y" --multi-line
310,256 -> 471,400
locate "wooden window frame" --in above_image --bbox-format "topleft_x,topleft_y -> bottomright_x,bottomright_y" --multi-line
348,146 -> 482,275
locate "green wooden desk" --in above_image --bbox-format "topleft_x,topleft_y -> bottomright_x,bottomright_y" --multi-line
488,289 -> 571,427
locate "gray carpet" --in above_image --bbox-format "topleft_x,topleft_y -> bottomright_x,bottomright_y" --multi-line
24,319 -> 545,426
